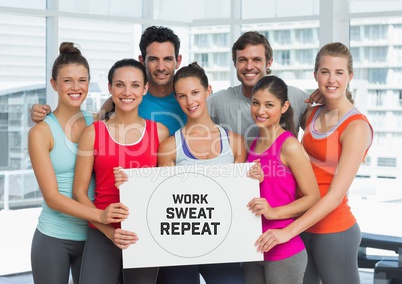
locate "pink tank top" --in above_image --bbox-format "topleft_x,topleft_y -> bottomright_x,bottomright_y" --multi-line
247,131 -> 305,261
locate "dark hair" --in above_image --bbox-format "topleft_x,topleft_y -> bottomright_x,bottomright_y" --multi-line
232,31 -> 273,75
51,42 -> 90,81
314,42 -> 354,104
252,76 -> 296,136
173,62 -> 209,93
139,26 -> 180,60
107,58 -> 147,85
104,58 -> 147,120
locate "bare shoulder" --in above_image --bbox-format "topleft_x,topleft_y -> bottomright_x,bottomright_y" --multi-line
28,121 -> 53,154
78,123 -> 95,143
156,122 -> 170,143
158,135 -> 176,152
29,121 -> 51,140
281,136 -> 302,156
342,119 -> 373,144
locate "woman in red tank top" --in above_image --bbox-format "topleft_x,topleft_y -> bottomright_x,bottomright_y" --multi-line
73,58 -> 169,284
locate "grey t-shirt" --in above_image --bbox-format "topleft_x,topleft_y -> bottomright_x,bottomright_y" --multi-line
207,84 -> 309,142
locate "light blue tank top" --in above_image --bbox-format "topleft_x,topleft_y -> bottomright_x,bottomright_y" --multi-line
174,125 -> 234,166
37,111 -> 95,241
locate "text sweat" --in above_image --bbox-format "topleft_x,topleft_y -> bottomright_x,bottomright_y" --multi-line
160,194 -> 221,235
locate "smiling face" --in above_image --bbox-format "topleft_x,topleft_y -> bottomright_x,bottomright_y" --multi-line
51,63 -> 89,108
140,41 -> 182,88
314,55 -> 353,101
174,76 -> 211,119
235,44 -> 272,96
108,66 -> 148,113
251,89 -> 289,129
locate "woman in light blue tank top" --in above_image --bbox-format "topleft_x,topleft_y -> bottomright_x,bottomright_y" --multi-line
157,62 -> 247,284
28,42 -> 129,284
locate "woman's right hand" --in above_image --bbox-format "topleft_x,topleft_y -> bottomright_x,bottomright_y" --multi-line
247,160 -> 264,183
111,228 -> 138,249
114,166 -> 128,188
101,202 -> 130,224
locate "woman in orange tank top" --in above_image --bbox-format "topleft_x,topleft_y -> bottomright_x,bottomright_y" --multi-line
254,42 -> 373,284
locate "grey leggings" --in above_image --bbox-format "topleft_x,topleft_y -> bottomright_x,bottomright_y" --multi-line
301,223 -> 361,284
242,249 -> 307,284
79,227 -> 158,284
31,229 -> 85,284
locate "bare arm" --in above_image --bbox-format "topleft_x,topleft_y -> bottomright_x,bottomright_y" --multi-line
229,131 -> 247,163
258,120 -> 372,252
157,136 -> 177,167
28,123 -> 121,224
157,122 -> 170,144
73,125 -> 137,249
30,104 -> 99,123
99,96 -> 114,120
248,138 -> 320,222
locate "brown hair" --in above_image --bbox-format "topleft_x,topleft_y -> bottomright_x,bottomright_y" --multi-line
232,31 -> 273,75
51,42 -> 90,81
173,62 -> 209,93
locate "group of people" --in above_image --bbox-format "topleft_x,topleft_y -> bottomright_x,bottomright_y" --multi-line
29,25 -> 373,284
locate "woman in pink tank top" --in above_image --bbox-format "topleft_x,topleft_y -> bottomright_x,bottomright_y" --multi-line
243,75 -> 320,284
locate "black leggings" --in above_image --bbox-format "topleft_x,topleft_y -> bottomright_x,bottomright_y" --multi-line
158,262 -> 245,284
301,223 -> 361,284
31,229 -> 85,284
79,227 -> 158,284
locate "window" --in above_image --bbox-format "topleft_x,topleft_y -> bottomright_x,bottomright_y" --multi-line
194,53 -> 209,67
213,33 -> 229,47
274,30 -> 291,45
351,47 -> 361,63
295,29 -> 313,44
368,68 -> 388,85
350,26 -> 361,41
276,50 -> 291,65
194,34 -> 209,48
213,53 -> 230,67
364,25 -> 388,41
366,46 -> 388,62
377,157 -> 397,167
295,49 -> 313,65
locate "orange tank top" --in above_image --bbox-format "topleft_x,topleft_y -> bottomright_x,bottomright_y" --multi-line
302,106 -> 372,234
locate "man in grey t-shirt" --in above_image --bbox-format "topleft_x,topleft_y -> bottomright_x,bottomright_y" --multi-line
207,31 -> 310,142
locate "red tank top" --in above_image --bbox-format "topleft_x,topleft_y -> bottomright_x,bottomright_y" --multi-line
302,106 -> 372,234
92,119 -> 159,228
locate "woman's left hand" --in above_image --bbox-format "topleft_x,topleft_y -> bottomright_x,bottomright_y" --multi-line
255,228 -> 292,253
